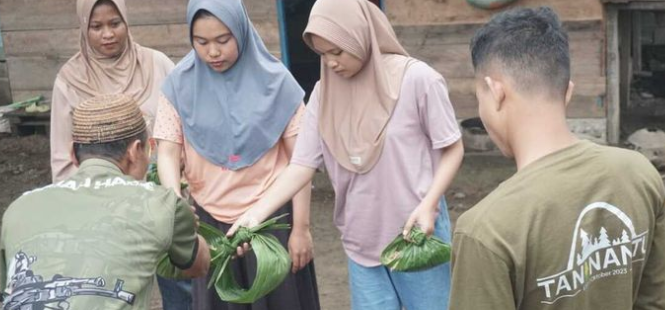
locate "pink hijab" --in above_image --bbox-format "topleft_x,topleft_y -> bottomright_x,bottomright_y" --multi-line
58,0 -> 155,104
303,0 -> 414,174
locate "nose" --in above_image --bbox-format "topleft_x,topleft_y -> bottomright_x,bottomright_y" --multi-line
208,45 -> 221,58
326,59 -> 338,69
102,27 -> 114,39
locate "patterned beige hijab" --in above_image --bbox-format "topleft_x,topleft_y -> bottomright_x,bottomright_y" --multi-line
303,0 -> 414,174
58,0 -> 155,104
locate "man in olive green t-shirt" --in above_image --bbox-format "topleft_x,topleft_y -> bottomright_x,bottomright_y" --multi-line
0,94 -> 210,310
450,7 -> 665,310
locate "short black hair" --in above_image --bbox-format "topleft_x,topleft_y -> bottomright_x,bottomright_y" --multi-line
191,9 -> 217,43
193,9 -> 215,22
470,7 -> 570,100
74,130 -> 148,164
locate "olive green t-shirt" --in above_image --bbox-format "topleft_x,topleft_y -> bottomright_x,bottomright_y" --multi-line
451,141 -> 665,310
0,159 -> 197,310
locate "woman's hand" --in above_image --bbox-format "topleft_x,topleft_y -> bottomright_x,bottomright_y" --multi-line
288,227 -> 314,273
403,199 -> 440,238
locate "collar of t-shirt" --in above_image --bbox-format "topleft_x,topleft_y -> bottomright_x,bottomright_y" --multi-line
76,158 -> 124,177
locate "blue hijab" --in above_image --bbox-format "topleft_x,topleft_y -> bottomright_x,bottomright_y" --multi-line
162,0 -> 304,170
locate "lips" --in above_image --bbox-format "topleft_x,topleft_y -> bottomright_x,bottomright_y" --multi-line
102,42 -> 117,48
209,61 -> 225,68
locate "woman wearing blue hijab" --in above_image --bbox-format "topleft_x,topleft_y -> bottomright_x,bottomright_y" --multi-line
153,0 -> 320,309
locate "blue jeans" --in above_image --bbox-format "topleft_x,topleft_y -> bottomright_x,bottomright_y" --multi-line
157,276 -> 192,310
347,199 -> 451,310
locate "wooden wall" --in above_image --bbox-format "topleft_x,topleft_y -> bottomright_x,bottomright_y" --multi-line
0,32 -> 10,105
0,0 -> 280,103
1,0 -> 607,120
386,0 -> 607,119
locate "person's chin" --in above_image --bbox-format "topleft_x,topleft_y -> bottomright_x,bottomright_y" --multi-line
99,48 -> 122,58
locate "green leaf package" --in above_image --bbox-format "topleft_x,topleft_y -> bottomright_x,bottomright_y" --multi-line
157,214 -> 292,304
380,227 -> 451,272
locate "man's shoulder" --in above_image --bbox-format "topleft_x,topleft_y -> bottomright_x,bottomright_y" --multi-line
455,186 -> 526,239
587,143 -> 663,187
586,142 -> 654,169
14,174 -> 179,213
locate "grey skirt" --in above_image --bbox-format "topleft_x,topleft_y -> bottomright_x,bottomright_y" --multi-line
192,202 -> 321,310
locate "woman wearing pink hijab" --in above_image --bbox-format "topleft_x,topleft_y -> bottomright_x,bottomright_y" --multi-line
231,0 -> 464,309
50,0 -> 174,183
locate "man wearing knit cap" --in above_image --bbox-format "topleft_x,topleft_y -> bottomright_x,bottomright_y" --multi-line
0,94 -> 210,309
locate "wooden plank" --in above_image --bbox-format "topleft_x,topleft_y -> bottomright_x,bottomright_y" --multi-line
632,12 -> 642,72
2,21 -> 280,59
5,56 -> 68,91
11,90 -> 52,103
409,36 -> 603,79
624,2 -> 665,10
385,0 -> 603,26
5,43 -> 281,93
619,11 -> 632,110
0,0 -> 185,31
446,77 -> 606,97
602,1 -> 665,10
450,93 -> 605,119
0,77 -> 12,105
606,6 -> 621,144
394,20 -> 603,47
0,62 -> 8,77
0,0 -> 276,31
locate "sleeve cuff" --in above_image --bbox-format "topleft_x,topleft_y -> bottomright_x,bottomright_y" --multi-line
170,236 -> 199,270
432,131 -> 462,150
154,135 -> 183,145
291,158 -> 322,170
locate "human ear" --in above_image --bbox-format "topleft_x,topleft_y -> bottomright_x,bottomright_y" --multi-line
484,76 -> 506,111
564,81 -> 575,107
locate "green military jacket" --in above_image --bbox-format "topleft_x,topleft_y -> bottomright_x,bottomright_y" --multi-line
0,159 -> 197,310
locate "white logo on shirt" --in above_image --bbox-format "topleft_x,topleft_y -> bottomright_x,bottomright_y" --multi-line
23,177 -> 155,196
535,202 -> 648,304
349,156 -> 362,166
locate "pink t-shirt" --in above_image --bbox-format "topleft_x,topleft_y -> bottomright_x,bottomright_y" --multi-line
292,61 -> 461,266
153,95 -> 305,223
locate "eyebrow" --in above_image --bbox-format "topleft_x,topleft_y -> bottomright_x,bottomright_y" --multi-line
90,17 -> 123,24
192,33 -> 232,40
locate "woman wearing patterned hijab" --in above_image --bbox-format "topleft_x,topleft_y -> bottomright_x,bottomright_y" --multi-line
154,0 -> 320,309
50,0 -> 174,183
231,0 -> 464,309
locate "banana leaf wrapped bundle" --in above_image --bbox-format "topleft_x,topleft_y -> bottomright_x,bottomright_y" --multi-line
380,227 -> 451,272
157,214 -> 292,303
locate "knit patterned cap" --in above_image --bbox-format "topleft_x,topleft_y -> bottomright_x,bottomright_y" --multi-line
72,94 -> 146,144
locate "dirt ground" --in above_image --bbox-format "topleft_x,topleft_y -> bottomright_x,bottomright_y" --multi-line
0,134 -> 516,310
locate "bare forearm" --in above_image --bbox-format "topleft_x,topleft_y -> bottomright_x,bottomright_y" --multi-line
181,235 -> 210,278
291,180 -> 312,230
255,164 -> 316,221
423,139 -> 464,209
157,140 -> 183,197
